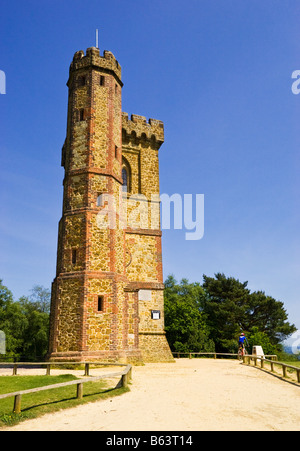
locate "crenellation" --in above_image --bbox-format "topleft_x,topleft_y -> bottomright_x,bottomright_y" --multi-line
122,112 -> 164,147
69,47 -> 122,85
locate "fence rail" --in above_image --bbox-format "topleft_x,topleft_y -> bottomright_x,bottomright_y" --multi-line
172,352 -> 278,360
0,361 -> 132,414
242,355 -> 300,383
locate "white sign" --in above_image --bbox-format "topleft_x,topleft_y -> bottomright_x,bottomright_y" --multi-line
138,290 -> 152,301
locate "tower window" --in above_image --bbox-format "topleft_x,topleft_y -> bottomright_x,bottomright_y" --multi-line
100,75 -> 105,86
122,167 -> 128,193
122,157 -> 131,193
115,145 -> 118,159
72,249 -> 77,265
96,194 -> 103,207
115,84 -> 118,93
79,109 -> 84,121
78,76 -> 86,87
97,296 -> 104,312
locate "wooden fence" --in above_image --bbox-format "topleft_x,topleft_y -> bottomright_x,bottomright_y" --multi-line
172,352 -> 299,383
0,361 -> 132,414
173,352 -> 278,360
242,355 -> 300,383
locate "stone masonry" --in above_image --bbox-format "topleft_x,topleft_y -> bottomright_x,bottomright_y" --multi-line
48,47 -> 174,364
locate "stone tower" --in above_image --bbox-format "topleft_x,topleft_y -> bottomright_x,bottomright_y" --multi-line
48,47 -> 173,363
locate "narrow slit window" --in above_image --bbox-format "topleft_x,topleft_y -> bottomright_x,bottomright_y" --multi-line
97,296 -> 104,312
100,75 -> 105,86
96,194 -> 102,207
122,167 -> 128,193
72,249 -> 77,265
122,157 -> 131,193
79,109 -> 84,121
115,145 -> 118,159
78,76 -> 86,87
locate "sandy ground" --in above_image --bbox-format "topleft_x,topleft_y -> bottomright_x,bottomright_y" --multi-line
1,359 -> 300,431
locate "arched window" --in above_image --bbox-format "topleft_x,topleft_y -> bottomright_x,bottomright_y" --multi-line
122,157 -> 131,193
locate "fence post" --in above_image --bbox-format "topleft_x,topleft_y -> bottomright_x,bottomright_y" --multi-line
13,364 -> 17,376
13,394 -> 21,414
261,358 -> 264,369
121,373 -> 128,388
297,369 -> 300,383
77,383 -> 83,399
270,361 -> 274,372
282,365 -> 287,378
84,363 -> 90,376
46,364 -> 51,376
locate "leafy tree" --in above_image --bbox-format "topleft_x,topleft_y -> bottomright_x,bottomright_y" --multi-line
202,273 -> 296,353
28,285 -> 51,314
18,296 -> 50,360
245,291 -> 296,345
202,273 -> 250,352
0,280 -> 26,360
0,280 -> 50,361
246,327 -> 277,355
164,275 -> 214,353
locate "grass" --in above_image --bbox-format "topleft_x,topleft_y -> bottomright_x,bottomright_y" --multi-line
279,360 -> 300,378
282,360 -> 300,368
260,359 -> 300,383
0,374 -> 129,427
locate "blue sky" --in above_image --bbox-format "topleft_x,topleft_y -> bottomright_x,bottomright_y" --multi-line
0,0 -> 299,333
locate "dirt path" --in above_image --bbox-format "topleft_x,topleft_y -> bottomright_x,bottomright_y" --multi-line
2,359 -> 300,431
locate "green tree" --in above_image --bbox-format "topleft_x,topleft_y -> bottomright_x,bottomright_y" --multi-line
0,280 -> 50,361
202,273 -> 296,353
28,285 -> 51,314
0,280 -> 27,360
202,273 -> 250,352
164,275 -> 214,353
245,291 -> 296,345
18,296 -> 50,360
246,327 -> 277,355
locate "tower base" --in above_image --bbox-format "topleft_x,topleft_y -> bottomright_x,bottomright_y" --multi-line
139,332 -> 175,363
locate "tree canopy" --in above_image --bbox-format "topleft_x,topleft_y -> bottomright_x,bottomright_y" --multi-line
164,273 -> 296,355
0,281 -> 50,361
164,275 -> 214,353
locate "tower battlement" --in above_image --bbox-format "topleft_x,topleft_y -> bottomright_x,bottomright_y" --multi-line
69,47 -> 122,84
122,112 -> 164,147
